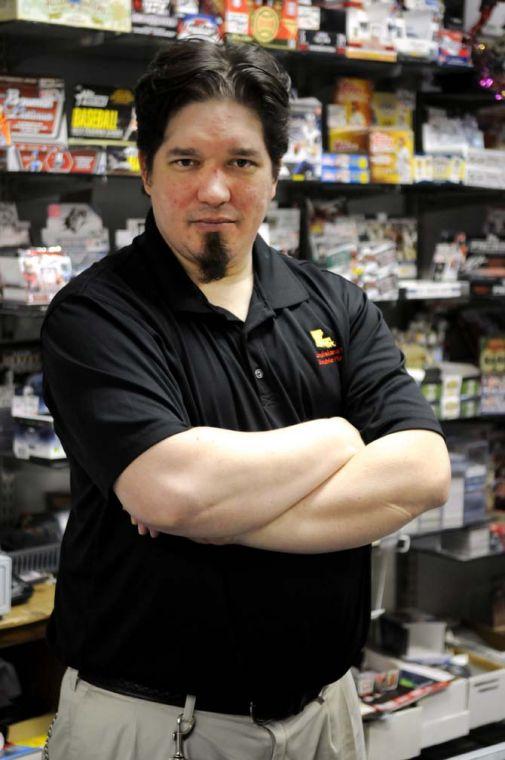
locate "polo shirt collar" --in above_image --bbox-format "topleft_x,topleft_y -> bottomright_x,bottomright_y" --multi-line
140,209 -> 309,315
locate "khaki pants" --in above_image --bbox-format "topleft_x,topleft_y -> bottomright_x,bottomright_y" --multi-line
46,667 -> 367,760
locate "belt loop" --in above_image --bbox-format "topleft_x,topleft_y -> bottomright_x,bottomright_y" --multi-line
68,668 -> 80,692
182,694 -> 196,727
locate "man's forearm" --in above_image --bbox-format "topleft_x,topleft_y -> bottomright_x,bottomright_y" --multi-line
226,430 -> 450,553
119,417 -> 364,537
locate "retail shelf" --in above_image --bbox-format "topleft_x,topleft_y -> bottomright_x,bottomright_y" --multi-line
12,413 -> 54,424
411,545 -> 505,562
0,450 -> 67,468
0,303 -> 47,317
0,19 -> 479,75
3,171 -> 505,196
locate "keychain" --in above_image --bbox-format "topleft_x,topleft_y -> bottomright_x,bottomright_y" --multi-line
170,695 -> 196,760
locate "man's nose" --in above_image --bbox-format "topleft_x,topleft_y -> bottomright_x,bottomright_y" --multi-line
197,169 -> 231,205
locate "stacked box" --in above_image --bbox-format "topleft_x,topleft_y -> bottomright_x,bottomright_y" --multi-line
0,247 -> 72,305
280,98 -> 322,180
369,128 -> 414,184
321,153 -> 370,183
0,0 -> 131,31
132,0 -> 178,37
224,0 -> 297,49
346,4 -> 397,62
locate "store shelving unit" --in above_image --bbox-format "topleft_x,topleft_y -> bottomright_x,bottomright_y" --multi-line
1,16 -> 505,757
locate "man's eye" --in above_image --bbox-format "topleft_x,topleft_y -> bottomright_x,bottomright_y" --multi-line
233,159 -> 255,168
172,159 -> 195,168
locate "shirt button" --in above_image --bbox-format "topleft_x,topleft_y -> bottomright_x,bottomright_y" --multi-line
254,368 -> 264,380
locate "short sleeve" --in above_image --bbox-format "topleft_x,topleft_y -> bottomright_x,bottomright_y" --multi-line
342,287 -> 443,444
41,295 -> 191,498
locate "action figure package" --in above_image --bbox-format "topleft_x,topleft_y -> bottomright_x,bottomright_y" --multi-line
41,203 -> 109,277
279,98 -> 322,180
265,206 -> 301,257
0,76 -> 66,145
7,143 -> 106,174
0,247 -> 72,305
223,0 -> 298,49
0,204 -> 31,248
369,128 -> 414,184
346,4 -> 397,62
0,0 -> 131,32
132,0 -> 178,36
70,85 -> 137,143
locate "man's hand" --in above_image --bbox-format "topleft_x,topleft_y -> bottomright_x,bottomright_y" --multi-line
128,512 -> 159,539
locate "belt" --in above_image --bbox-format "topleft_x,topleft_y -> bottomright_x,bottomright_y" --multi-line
78,670 -> 322,723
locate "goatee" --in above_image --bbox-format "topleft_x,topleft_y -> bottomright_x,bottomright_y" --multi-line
199,231 -> 230,283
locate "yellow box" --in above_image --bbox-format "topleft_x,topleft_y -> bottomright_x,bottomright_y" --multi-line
369,128 -> 413,184
328,128 -> 368,154
0,0 -> 132,33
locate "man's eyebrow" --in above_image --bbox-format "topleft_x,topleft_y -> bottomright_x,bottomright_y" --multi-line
164,147 -> 263,158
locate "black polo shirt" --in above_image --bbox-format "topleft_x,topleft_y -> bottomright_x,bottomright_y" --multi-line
41,209 -> 442,714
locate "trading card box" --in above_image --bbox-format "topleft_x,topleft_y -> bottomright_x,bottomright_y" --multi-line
0,0 -> 131,33
70,85 -> 137,143
0,75 -> 66,145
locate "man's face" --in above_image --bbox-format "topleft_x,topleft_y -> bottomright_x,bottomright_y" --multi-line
140,98 -> 278,282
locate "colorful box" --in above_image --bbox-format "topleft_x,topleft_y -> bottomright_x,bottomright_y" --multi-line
224,0 -> 298,49
369,129 -> 414,184
346,5 -> 397,62
0,76 -> 66,145
0,0 -> 132,32
70,85 -> 136,144
0,247 -> 72,305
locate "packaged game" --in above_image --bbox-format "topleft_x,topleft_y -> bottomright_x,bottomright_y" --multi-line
0,0 -> 132,32
280,98 -> 322,180
0,247 -> 72,305
0,76 -> 66,145
437,29 -> 472,66
70,85 -> 137,144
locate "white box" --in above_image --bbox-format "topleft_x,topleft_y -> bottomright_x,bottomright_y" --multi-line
420,679 -> 469,747
0,553 -> 12,616
463,652 -> 505,728
365,705 -> 422,760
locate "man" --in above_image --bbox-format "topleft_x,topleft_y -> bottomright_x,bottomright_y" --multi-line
41,39 -> 450,760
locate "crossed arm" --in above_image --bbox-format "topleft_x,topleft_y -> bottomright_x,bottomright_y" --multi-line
114,418 -> 451,554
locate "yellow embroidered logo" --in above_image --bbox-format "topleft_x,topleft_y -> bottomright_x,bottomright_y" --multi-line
310,329 -> 336,349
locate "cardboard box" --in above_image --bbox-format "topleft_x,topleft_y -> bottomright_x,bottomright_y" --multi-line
346,4 -> 397,62
0,0 -> 131,32
224,0 -> 298,49
0,76 -> 66,146
0,247 -> 72,304
327,128 -> 368,155
365,706 -> 422,760
369,129 -> 414,184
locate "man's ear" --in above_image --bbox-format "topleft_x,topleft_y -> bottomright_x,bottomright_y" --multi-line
139,152 -> 152,196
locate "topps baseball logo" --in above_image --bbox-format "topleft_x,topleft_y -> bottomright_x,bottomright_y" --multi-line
310,329 -> 343,366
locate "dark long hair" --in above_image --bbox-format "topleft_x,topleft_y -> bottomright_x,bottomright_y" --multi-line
134,40 -> 291,179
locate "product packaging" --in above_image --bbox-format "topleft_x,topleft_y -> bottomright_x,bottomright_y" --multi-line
0,247 -> 72,305
224,0 -> 298,49
369,128 -> 414,184
70,85 -> 137,144
0,0 -> 132,32
132,0 -> 178,37
41,203 -> 109,277
0,204 -> 31,248
0,76 -> 67,145
346,4 -> 397,62
279,98 -> 322,180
